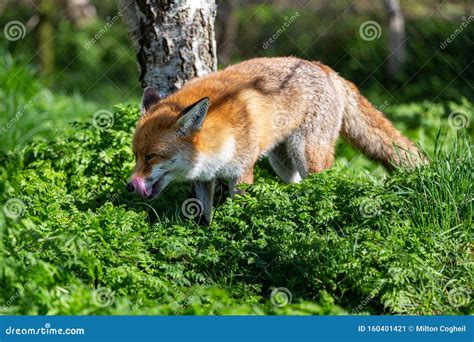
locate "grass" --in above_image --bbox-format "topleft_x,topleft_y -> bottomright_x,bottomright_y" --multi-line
0,101 -> 472,315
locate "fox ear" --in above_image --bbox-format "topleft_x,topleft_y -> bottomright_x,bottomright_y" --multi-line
176,97 -> 209,136
141,86 -> 161,114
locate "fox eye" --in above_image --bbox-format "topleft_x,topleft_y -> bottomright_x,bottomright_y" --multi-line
144,154 -> 155,164
144,153 -> 167,164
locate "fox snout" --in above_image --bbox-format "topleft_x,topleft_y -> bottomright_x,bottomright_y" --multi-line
126,176 -> 150,198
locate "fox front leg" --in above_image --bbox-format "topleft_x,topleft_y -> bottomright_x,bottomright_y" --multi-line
190,180 -> 215,226
229,165 -> 255,197
228,178 -> 247,198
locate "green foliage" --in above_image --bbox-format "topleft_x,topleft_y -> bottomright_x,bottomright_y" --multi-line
53,18 -> 140,104
0,53 -> 101,152
0,102 -> 472,315
0,1 -> 140,105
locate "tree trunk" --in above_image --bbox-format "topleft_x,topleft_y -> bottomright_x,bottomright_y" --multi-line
216,0 -> 238,66
38,0 -> 55,75
119,0 -> 217,97
384,0 -> 406,78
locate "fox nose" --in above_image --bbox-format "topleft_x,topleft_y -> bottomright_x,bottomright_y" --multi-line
126,181 -> 134,192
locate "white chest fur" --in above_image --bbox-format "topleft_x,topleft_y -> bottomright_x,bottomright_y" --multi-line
187,137 -> 239,181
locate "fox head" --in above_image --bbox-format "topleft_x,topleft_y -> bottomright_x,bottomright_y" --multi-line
126,87 -> 209,199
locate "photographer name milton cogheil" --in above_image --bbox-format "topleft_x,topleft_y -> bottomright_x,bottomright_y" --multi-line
416,325 -> 466,333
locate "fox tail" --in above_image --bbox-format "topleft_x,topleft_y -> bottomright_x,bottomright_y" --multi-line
339,79 -> 425,169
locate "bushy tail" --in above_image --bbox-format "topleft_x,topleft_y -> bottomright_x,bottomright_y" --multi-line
340,79 -> 424,169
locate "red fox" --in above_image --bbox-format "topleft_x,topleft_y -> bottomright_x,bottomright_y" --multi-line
126,57 -> 423,224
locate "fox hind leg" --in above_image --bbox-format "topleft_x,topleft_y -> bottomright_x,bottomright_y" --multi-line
268,141 -> 302,183
287,115 -> 342,177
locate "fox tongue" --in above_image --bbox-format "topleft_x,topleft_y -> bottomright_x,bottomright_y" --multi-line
132,177 -> 150,198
